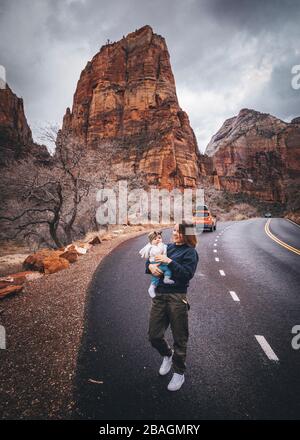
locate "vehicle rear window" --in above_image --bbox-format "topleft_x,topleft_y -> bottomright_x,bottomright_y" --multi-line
196,205 -> 208,211
195,212 -> 209,217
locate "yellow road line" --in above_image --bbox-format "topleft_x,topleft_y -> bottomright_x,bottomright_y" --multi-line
265,219 -> 300,256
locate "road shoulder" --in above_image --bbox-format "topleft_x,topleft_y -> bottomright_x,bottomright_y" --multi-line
0,227 -> 151,419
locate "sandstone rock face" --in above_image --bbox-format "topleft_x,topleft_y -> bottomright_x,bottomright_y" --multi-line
23,249 -> 74,273
43,255 -> 70,274
0,84 -> 33,164
59,25 -> 201,189
0,84 -> 50,166
205,109 -> 300,202
0,284 -> 23,299
0,271 -> 42,299
0,271 -> 42,288
89,236 -> 101,245
23,249 -> 55,272
60,248 -> 78,263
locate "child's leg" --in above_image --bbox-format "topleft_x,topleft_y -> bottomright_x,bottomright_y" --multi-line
163,265 -> 172,279
151,274 -> 160,286
159,263 -> 175,284
158,263 -> 168,274
149,264 -> 161,298
150,263 -> 161,286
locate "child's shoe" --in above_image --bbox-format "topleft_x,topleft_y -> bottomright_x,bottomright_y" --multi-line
148,284 -> 156,298
163,276 -> 175,284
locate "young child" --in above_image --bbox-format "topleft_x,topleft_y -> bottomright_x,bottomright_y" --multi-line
139,230 -> 174,298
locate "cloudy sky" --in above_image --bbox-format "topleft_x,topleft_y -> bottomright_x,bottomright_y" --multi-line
0,0 -> 299,152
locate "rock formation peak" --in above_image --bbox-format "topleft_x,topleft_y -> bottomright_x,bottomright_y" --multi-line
205,108 -> 300,202
205,109 -> 288,157
60,26 -> 201,188
0,83 -> 33,164
0,83 -> 50,166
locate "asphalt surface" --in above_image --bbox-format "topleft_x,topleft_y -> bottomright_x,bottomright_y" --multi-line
73,218 -> 300,420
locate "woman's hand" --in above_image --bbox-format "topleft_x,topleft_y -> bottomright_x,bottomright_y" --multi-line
149,264 -> 163,276
154,254 -> 172,264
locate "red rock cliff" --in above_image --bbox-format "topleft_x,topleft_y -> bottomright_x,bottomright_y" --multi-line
205,109 -> 300,202
0,84 -> 33,164
60,25 -> 201,188
0,84 -> 50,166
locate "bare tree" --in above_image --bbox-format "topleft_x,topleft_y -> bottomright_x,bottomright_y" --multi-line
0,123 -> 149,248
0,159 -> 61,246
0,126 -> 92,247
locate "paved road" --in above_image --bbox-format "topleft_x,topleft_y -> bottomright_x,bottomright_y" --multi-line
73,218 -> 300,420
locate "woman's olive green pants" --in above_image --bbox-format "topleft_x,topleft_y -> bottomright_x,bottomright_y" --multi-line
148,293 -> 190,374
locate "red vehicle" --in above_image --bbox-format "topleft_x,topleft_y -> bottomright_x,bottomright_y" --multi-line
192,205 -> 217,232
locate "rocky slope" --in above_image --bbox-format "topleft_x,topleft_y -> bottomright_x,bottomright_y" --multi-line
205,109 -> 300,202
59,25 -> 201,189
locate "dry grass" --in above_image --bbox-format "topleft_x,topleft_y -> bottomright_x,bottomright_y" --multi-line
218,203 -> 259,221
202,186 -> 285,221
0,241 -> 31,258
0,253 -> 31,277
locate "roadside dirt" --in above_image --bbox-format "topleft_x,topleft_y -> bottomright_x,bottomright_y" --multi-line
0,226 -> 156,419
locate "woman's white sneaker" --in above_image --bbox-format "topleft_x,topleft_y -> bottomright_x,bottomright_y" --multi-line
167,372 -> 185,391
159,349 -> 174,375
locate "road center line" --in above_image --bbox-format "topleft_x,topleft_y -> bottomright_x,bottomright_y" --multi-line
215,257 -> 219,262
219,269 -> 225,276
214,243 -> 217,247
255,335 -> 279,361
213,249 -> 217,253
229,291 -> 240,302
265,219 -> 300,256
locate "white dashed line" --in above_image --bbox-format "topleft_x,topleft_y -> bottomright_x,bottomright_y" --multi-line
214,243 -> 217,247
219,270 -> 225,276
229,291 -> 240,302
215,257 -> 219,262
213,249 -> 217,253
255,335 -> 279,361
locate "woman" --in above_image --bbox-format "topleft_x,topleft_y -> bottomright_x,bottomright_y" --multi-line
145,222 -> 199,391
